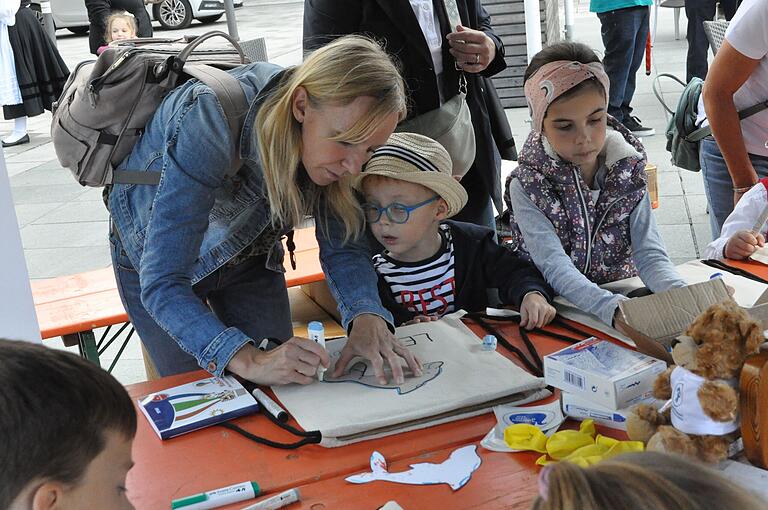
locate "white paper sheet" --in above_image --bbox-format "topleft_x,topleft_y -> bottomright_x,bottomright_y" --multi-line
346,445 -> 482,491
601,259 -> 768,308
551,260 -> 768,342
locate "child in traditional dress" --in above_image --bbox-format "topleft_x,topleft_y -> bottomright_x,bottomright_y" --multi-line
503,42 -> 685,327
1,0 -> 69,147
356,132 -> 556,328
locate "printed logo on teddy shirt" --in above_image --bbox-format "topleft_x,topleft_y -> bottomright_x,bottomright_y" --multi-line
669,366 -> 739,436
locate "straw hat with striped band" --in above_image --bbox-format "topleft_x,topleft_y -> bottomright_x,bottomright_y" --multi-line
354,132 -> 468,217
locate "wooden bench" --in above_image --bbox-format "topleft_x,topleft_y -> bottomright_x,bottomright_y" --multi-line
32,227 -> 328,372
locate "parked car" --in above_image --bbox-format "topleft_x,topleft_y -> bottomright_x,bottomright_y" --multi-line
32,0 -> 237,32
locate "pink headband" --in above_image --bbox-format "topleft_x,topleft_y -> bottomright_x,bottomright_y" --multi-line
524,60 -> 610,133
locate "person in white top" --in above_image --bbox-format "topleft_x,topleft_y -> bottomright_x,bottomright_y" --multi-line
703,178 -> 768,260
699,0 -> 768,238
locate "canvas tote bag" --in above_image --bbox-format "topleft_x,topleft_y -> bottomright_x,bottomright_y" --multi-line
272,312 -> 549,447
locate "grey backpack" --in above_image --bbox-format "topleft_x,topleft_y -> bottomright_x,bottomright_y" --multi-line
51,31 -> 249,187
653,73 -> 768,172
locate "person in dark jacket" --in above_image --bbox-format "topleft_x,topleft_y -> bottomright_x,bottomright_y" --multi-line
355,132 -> 555,327
304,0 -> 517,229
85,0 -> 153,55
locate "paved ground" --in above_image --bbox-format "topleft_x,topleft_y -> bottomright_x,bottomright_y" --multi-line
1,0 -> 713,383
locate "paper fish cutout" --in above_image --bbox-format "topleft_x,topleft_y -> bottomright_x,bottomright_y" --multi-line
324,360 -> 443,395
345,444 -> 482,490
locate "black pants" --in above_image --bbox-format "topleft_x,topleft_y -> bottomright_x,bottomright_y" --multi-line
596,6 -> 650,123
685,0 -> 737,82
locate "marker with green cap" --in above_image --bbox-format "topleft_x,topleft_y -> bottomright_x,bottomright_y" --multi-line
171,481 -> 260,510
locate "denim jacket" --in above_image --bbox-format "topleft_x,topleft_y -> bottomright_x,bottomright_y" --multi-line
109,62 -> 393,376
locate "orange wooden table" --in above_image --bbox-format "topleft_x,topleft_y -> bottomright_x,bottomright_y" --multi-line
124,259 -> 768,509
31,228 -> 324,368
125,316 -> 617,510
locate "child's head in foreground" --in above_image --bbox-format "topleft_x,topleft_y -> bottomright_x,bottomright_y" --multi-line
532,451 -> 764,510
524,42 -> 611,175
0,339 -> 137,510
106,11 -> 138,43
355,132 -> 468,262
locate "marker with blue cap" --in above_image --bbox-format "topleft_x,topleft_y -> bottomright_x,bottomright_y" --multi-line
307,321 -> 326,381
171,481 -> 260,510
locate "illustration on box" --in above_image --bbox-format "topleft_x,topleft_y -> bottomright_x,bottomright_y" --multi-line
139,376 -> 259,439
323,333 -> 444,394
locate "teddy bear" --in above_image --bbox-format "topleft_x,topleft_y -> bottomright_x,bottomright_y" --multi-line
626,300 -> 764,463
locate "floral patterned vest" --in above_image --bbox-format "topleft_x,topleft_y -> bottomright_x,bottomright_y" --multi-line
504,117 -> 647,284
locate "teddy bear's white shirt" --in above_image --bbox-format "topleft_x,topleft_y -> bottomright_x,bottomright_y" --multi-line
670,366 -> 739,436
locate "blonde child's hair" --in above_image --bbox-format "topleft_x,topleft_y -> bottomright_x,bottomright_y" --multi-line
255,35 -> 407,241
532,452 -> 764,510
105,11 -> 138,43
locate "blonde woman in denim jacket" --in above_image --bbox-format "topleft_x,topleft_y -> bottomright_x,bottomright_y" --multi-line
109,36 -> 422,386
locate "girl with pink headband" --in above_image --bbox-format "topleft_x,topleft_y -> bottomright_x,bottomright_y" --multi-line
502,42 -> 684,327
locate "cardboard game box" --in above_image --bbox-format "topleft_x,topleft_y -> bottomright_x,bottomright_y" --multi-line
617,279 -> 768,363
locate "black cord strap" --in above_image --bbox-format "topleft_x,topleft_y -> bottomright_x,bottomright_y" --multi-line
465,312 -> 589,379
468,313 -> 543,377
219,407 -> 321,450
701,259 -> 768,285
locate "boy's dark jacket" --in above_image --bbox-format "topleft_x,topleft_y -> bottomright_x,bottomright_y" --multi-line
376,220 -> 554,326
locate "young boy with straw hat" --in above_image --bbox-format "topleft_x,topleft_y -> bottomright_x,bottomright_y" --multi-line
356,132 -> 556,328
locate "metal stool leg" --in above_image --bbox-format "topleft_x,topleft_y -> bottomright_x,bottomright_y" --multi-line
63,331 -> 101,366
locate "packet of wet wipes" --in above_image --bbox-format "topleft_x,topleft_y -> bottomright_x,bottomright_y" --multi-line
480,401 -> 565,453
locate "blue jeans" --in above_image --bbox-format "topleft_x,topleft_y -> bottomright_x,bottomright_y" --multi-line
700,136 -> 768,238
597,6 -> 650,123
684,0 -> 737,81
110,231 -> 293,377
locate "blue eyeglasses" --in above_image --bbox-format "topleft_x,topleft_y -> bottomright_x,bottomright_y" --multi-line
362,196 -> 440,224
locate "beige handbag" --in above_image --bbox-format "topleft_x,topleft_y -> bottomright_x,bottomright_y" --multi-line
396,0 -> 476,177
397,73 -> 476,178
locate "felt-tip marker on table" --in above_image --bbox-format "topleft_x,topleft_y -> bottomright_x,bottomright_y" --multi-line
171,481 -> 260,510
239,488 -> 301,510
307,321 -> 326,381
252,388 -> 289,422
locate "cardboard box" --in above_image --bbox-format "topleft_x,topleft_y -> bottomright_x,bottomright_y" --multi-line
543,337 -> 666,410
560,392 -> 659,431
617,279 -> 768,363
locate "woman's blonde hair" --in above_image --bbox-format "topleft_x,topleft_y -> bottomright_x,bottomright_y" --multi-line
532,452 -> 764,510
105,11 -> 137,43
255,35 -> 407,241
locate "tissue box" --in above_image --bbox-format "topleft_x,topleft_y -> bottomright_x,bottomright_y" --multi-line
544,337 -> 666,410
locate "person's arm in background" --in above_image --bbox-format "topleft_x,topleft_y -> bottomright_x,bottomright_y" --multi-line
84,0 -> 110,55
509,179 -> 626,325
302,0 -> 362,53
703,182 -> 767,259
629,194 -> 687,290
702,21 -> 764,205
472,1 -> 505,76
447,1 -> 505,76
